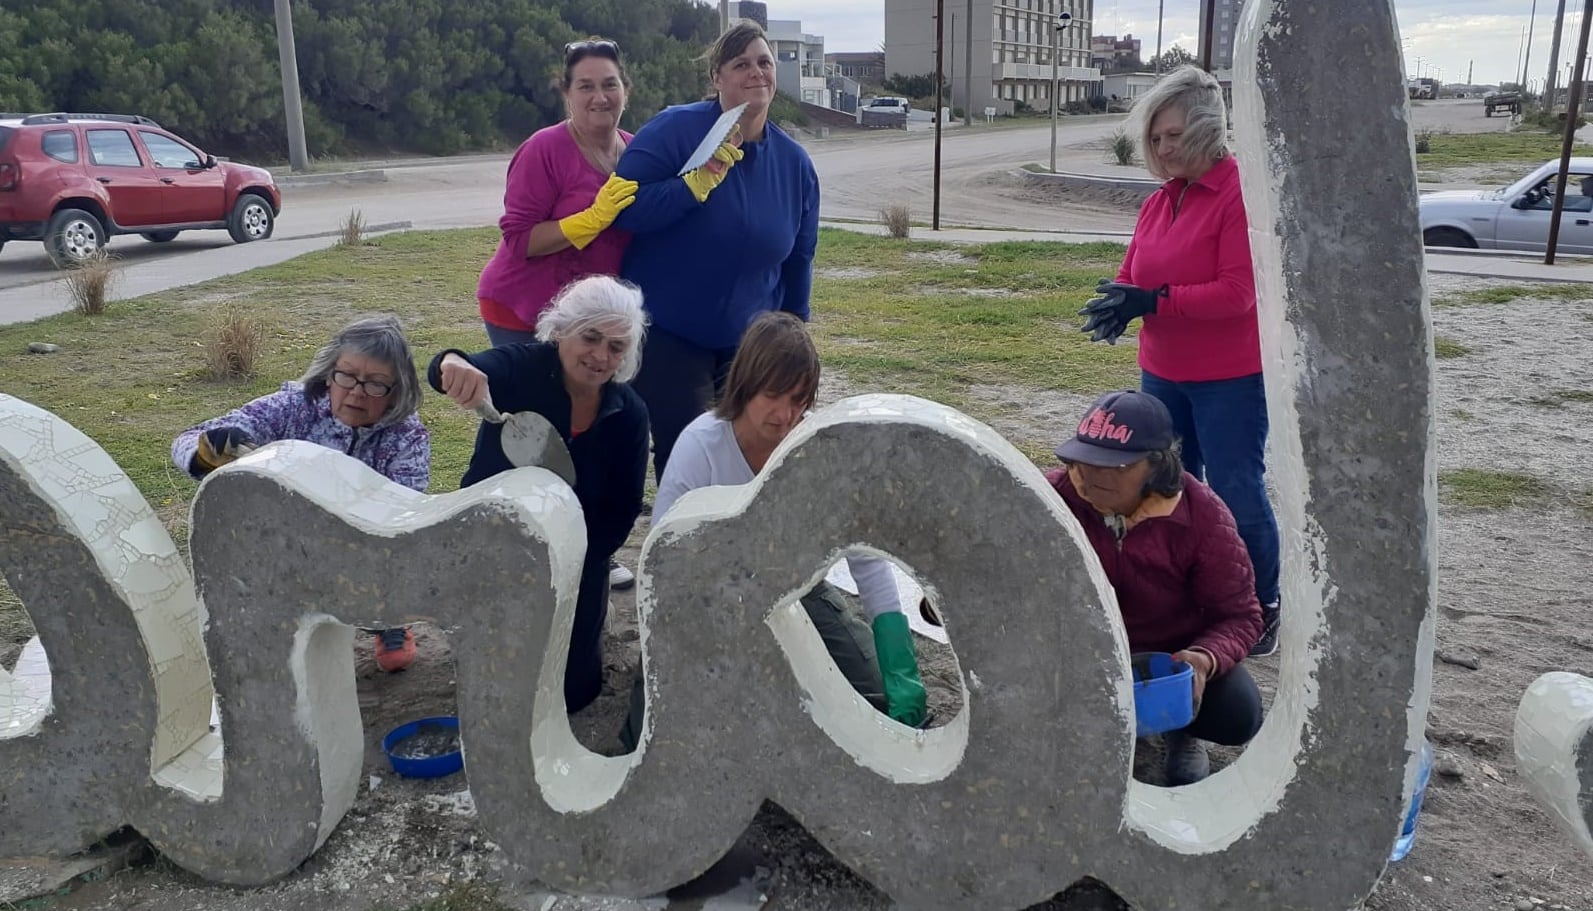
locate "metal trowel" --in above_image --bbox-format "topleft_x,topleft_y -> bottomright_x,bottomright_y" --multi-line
473,393 -> 577,486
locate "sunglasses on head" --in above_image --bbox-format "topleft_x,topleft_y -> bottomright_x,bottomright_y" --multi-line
565,39 -> 620,61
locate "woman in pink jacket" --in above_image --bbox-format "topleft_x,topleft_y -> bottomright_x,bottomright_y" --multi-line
1078,65 -> 1281,659
476,36 -> 640,591
1048,390 -> 1263,787
477,37 -> 636,347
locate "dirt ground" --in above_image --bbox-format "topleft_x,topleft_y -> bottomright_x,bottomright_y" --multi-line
6,269 -> 1593,910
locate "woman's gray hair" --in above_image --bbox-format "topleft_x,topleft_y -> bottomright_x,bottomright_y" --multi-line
300,313 -> 422,427
1134,64 -> 1229,180
535,275 -> 649,383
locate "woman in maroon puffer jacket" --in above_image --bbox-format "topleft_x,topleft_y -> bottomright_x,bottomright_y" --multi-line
1046,389 -> 1264,787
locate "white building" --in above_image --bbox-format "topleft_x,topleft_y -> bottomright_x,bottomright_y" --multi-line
1101,72 -> 1158,105
765,19 -> 829,107
1197,0 -> 1241,72
884,0 -> 1100,116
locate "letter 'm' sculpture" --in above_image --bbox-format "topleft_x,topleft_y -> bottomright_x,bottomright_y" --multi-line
1,0 -> 1441,906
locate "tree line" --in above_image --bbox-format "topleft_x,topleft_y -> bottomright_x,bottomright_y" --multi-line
0,0 -> 719,159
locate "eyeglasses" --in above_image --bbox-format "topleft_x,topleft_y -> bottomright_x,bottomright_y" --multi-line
330,369 -> 393,397
565,39 -> 620,61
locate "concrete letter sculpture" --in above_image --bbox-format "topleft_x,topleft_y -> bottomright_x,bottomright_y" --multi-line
0,0 -> 1440,902
1515,673 -> 1593,859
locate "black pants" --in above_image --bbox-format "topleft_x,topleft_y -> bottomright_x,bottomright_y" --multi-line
1182,662 -> 1264,746
565,552 -> 611,713
630,325 -> 738,481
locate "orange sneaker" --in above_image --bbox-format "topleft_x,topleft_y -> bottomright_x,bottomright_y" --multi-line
374,627 -> 416,672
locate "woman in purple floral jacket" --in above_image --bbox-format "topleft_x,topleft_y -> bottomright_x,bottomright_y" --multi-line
171,313 -> 430,670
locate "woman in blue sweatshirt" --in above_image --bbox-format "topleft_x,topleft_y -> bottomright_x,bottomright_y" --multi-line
613,22 -> 820,480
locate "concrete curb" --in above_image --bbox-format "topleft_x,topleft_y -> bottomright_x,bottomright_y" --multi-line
1016,167 -> 1159,197
277,220 -> 413,242
276,169 -> 389,189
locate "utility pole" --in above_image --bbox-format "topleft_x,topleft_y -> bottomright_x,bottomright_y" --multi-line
719,0 -> 729,33
1545,0 -> 1593,264
272,0 -> 309,171
933,0 -> 945,230
963,0 -> 973,126
1155,0 -> 1165,73
1050,2 -> 1062,172
1199,0 -> 1217,71
949,13 -> 956,116
1468,60 -> 1474,84
1545,0 -> 1569,110
1522,0 -> 1541,98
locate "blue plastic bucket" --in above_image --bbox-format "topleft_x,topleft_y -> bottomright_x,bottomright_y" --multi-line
1389,739 -> 1434,862
382,715 -> 463,779
1131,652 -> 1196,737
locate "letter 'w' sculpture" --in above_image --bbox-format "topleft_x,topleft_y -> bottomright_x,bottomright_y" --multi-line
0,2 -> 1444,908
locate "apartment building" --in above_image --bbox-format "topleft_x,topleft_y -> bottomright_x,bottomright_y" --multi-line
884,0 -> 1099,116
1197,0 -> 1241,72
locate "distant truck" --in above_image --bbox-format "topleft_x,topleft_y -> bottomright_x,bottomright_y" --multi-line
1484,91 -> 1521,117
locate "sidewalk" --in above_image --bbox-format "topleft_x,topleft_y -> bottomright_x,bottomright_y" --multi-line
819,220 -> 1593,284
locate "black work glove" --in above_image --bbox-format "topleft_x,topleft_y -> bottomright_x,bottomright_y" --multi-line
191,426 -> 256,476
1078,279 -> 1167,344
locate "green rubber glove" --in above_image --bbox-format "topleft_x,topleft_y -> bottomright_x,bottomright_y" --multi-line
872,611 -> 928,727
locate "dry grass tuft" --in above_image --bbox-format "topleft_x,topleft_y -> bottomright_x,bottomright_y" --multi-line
339,208 -> 367,247
879,204 -> 912,239
63,250 -> 120,315
202,306 -> 267,380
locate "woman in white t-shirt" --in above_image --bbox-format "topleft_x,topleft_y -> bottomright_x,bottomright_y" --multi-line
624,313 -> 927,747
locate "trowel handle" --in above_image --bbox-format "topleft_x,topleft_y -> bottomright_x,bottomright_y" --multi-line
473,393 -> 505,424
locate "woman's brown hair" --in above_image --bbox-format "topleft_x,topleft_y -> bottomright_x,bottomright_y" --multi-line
715,312 -> 819,421
562,36 -> 631,91
704,22 -> 770,97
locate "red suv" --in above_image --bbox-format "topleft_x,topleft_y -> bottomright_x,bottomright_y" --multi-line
0,113 -> 282,266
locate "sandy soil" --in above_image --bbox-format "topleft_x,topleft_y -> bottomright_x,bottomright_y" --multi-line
7,272 -> 1593,910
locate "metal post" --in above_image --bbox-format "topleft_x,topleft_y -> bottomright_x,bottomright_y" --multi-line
963,0 -> 973,126
719,0 -> 729,33
1545,0 -> 1569,111
1049,2 -> 1060,172
272,0 -> 309,171
933,0 -> 945,230
1545,0 -> 1593,264
949,12 -> 956,115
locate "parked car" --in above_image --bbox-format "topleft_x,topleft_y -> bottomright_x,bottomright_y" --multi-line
0,112 -> 281,266
864,96 -> 912,116
1419,158 -> 1593,253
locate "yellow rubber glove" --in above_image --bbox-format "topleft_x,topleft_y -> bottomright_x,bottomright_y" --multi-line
681,140 -> 745,204
558,173 -> 638,250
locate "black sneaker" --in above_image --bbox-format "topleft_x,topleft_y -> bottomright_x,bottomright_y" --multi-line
1164,732 -> 1211,786
608,560 -> 636,591
1249,603 -> 1280,658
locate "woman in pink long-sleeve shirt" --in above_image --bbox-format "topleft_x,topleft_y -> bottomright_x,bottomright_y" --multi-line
1078,65 -> 1281,660
476,38 -> 636,348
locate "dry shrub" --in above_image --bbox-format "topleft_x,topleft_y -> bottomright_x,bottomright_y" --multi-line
880,204 -> 912,239
202,306 -> 266,380
338,208 -> 367,246
1109,129 -> 1137,166
63,250 -> 120,316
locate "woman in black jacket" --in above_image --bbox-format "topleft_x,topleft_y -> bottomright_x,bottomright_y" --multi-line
429,275 -> 650,713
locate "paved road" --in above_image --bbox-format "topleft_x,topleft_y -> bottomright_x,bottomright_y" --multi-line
0,98 -> 1542,324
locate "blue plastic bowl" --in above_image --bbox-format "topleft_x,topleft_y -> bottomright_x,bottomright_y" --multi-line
1131,652 -> 1196,737
382,715 -> 463,778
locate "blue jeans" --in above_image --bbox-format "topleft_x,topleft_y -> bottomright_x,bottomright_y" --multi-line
1141,370 -> 1281,607
483,321 -> 540,348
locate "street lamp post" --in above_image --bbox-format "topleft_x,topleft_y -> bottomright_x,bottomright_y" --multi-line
1049,8 -> 1089,172
272,0 -> 309,171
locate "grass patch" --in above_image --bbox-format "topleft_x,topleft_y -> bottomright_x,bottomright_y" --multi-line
1529,388 -> 1593,407
1433,283 -> 1593,307
1413,130 -> 1569,168
1439,468 -> 1550,509
0,228 -> 1133,508
1434,336 -> 1471,358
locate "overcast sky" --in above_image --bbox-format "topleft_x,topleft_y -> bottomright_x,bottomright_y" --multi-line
791,1 -> 1581,88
